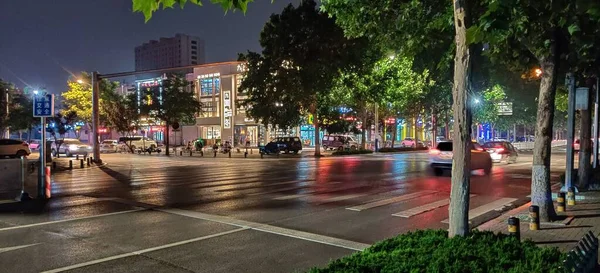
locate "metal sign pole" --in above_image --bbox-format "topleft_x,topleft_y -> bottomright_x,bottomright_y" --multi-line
594,77 -> 600,168
38,116 -> 46,198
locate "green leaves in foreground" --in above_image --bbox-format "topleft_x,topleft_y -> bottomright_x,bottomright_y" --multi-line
309,230 -> 567,273
132,0 -> 256,22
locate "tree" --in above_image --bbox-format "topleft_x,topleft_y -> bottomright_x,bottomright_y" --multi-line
7,93 -> 38,140
239,0 -> 369,156
132,0 -> 253,22
103,90 -> 141,153
61,73 -> 120,133
473,84 -> 507,138
47,111 -> 78,158
469,0 -> 600,220
139,74 -> 201,156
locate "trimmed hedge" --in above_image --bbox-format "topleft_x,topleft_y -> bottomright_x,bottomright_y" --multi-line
378,147 -> 429,153
332,149 -> 374,156
308,229 -> 566,273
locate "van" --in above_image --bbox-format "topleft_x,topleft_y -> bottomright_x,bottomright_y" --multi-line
322,135 -> 359,150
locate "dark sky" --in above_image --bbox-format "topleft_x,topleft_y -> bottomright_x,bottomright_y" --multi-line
0,0 -> 295,93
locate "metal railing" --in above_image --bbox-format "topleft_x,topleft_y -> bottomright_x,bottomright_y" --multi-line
562,231 -> 599,272
512,140 -> 567,151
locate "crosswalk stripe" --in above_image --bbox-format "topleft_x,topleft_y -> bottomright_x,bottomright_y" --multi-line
247,185 -> 311,196
213,180 -> 307,192
346,190 -> 437,212
440,197 -> 517,223
273,192 -> 315,200
392,194 -> 476,218
314,193 -> 367,204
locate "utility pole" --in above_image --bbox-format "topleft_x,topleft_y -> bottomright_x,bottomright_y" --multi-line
91,71 -> 101,163
594,77 -> 599,168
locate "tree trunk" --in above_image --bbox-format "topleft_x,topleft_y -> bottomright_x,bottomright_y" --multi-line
445,112 -> 450,140
531,43 -> 559,222
448,0 -> 472,238
578,85 -> 593,189
313,112 -> 321,156
392,121 -> 398,148
432,109 -> 437,148
165,121 -> 170,156
361,107 -> 368,150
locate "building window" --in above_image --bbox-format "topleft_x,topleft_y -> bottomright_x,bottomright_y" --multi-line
192,50 -> 197,55
200,78 -> 213,96
191,61 -> 197,64
191,56 -> 197,60
191,45 -> 197,50
191,40 -> 197,44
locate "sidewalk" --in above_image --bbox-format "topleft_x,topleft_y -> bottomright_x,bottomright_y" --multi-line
478,191 -> 600,255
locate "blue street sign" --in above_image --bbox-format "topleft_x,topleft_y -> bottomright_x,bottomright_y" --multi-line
33,94 -> 55,117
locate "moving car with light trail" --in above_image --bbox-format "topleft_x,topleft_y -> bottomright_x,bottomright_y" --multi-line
482,141 -> 518,164
429,141 -> 492,176
51,138 -> 91,157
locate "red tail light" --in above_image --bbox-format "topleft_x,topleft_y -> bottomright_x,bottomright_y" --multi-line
495,148 -> 505,153
429,149 -> 440,155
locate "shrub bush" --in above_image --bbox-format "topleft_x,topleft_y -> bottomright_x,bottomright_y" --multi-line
332,149 -> 374,156
378,147 -> 429,153
308,229 -> 566,273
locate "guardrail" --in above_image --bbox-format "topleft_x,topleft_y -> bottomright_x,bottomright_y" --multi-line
512,140 -> 566,151
562,231 -> 599,272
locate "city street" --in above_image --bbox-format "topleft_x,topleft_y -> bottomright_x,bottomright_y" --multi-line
0,151 -> 566,273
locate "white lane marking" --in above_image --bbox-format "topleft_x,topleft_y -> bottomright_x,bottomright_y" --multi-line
0,243 -> 40,254
247,185 -> 311,196
158,208 -> 369,251
273,191 -> 315,200
213,180 -> 306,192
0,209 -> 144,232
346,191 -> 437,212
441,197 -> 517,223
392,194 -> 476,218
315,193 -> 367,204
41,228 -> 247,273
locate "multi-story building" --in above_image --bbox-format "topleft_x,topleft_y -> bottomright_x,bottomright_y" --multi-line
135,33 -> 205,72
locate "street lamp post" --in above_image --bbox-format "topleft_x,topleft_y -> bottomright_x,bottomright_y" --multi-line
91,72 -> 101,163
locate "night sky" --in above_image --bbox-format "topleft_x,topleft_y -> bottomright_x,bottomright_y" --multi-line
0,0 -> 295,93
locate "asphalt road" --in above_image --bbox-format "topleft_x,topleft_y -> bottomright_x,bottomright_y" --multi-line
0,151 -> 567,273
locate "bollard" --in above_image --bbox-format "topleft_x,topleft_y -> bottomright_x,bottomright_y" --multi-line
260,153 -> 264,159
80,159 -> 84,168
214,150 -> 217,157
52,161 -> 57,171
508,217 -> 520,241
251,148 -> 253,154
200,151 -> 204,157
229,151 -> 231,158
180,150 -> 183,156
557,192 -> 566,212
86,157 -> 90,166
69,160 -> 73,170
529,205 -> 540,231
567,187 -> 576,206
45,167 -> 51,198
76,154 -> 79,160
190,150 -> 193,157
244,151 -> 248,158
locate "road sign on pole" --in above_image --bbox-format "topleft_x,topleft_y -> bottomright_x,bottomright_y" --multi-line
33,94 -> 55,117
33,93 -> 54,199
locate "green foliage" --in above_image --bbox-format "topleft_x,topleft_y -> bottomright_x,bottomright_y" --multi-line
47,111 -> 78,154
331,149 -> 373,156
132,0 -> 254,22
309,229 -> 566,273
239,0 -> 370,129
473,84 -> 506,125
61,72 -> 119,126
7,93 -> 38,134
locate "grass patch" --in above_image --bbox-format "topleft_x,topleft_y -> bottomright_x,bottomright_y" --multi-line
308,229 -> 566,273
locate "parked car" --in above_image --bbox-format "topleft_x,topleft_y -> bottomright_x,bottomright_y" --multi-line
51,138 -> 91,157
118,136 -> 158,151
400,137 -> 424,148
429,141 -> 492,176
482,141 -> 519,164
100,139 -> 119,153
272,136 -> 303,154
0,139 -> 31,158
28,139 -> 41,150
322,135 -> 359,150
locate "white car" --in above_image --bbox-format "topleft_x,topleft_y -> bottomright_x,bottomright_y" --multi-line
100,140 -> 119,153
118,136 -> 158,151
429,141 -> 492,176
0,139 -> 31,158
51,138 -> 92,157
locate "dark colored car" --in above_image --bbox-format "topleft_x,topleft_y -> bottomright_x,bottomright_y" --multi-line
273,137 -> 303,154
482,141 -> 519,164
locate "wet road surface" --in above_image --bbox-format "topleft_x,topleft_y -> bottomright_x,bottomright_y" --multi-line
0,152 -> 566,273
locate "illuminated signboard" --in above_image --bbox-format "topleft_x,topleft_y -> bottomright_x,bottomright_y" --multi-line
223,90 -> 232,129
